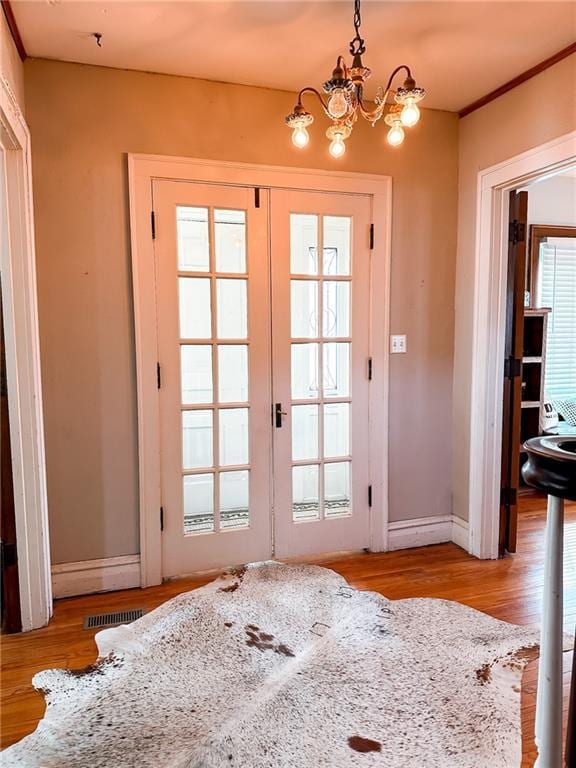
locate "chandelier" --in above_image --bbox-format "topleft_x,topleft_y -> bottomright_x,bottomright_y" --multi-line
285,0 -> 426,157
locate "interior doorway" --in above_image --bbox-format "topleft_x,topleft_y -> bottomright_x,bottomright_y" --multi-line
468,131 -> 576,560
0,77 -> 52,630
130,156 -> 391,584
1,274 -> 21,633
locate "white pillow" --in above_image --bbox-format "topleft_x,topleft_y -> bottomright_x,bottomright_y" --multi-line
552,397 -> 576,427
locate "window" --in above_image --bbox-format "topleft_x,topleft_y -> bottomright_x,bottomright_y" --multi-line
534,233 -> 576,399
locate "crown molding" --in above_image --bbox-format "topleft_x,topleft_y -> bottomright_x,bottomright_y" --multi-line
1,0 -> 26,62
459,42 -> 576,119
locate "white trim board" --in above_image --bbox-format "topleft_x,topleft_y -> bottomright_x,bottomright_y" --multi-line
387,515 -> 469,551
0,74 -> 52,630
52,555 -> 141,599
468,131 -> 576,559
129,154 -> 392,586
451,516 -> 470,551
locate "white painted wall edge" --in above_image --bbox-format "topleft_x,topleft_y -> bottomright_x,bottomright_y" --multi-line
451,516 -> 470,551
387,515 -> 469,552
0,74 -> 52,630
52,555 -> 141,599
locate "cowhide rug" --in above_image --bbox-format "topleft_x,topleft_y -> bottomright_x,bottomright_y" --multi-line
3,562 -> 545,767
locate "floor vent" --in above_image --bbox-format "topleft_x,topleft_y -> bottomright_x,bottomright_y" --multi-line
83,609 -> 145,630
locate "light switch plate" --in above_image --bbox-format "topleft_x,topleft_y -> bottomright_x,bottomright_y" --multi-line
390,334 -> 407,354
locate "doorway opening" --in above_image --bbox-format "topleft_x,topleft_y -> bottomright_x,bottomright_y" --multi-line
500,172 -> 576,553
468,131 -> 576,559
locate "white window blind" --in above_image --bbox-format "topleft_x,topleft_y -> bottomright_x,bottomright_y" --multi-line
537,236 -> 576,400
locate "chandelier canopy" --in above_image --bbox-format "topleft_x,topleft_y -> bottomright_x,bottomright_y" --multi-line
285,0 -> 426,157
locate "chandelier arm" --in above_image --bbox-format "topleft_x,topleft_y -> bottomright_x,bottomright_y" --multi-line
383,65 -> 413,93
357,100 -> 386,124
297,87 -> 331,118
354,86 -> 392,122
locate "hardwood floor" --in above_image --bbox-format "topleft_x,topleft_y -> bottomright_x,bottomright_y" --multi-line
2,495 -> 575,766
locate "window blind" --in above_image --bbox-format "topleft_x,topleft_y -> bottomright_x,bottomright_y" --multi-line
537,236 -> 576,400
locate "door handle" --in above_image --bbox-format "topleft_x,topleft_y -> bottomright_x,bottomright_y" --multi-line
275,403 -> 287,428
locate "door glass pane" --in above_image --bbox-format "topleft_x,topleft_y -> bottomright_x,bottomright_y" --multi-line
323,216 -> 351,276
179,278 -> 212,339
324,462 -> 351,518
219,408 -> 249,466
291,280 -> 318,338
323,402 -> 350,458
290,214 -> 318,275
292,465 -> 319,522
220,470 -> 249,530
177,207 -> 209,272
182,410 -> 213,469
183,473 -> 214,534
291,343 -> 319,400
323,281 -> 350,337
181,345 -> 212,404
323,342 -> 350,398
217,279 -> 248,339
218,345 -> 248,403
292,404 -> 319,460
215,209 -> 246,273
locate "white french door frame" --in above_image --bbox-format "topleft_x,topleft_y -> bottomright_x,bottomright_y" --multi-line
0,75 -> 52,630
467,130 -> 576,559
129,154 -> 391,587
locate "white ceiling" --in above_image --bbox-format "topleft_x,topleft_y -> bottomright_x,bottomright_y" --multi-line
12,1 -> 576,112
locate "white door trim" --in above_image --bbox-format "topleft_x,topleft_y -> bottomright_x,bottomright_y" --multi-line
0,75 -> 52,630
128,154 -> 391,586
468,130 -> 576,559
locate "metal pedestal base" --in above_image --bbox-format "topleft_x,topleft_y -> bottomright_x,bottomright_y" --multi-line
534,495 -> 564,768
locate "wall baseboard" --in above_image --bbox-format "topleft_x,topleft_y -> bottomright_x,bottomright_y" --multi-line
451,516 -> 470,551
388,515 -> 452,551
50,518 -> 472,599
51,555 -> 141,599
388,515 -> 470,552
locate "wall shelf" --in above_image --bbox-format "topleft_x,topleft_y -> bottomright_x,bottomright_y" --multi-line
519,309 -> 549,482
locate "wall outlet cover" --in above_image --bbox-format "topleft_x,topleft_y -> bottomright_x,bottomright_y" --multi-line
390,334 -> 407,354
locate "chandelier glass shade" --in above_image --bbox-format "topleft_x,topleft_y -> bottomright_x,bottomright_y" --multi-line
285,0 -> 426,157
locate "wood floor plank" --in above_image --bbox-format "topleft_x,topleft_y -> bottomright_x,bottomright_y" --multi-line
1,495 -> 574,765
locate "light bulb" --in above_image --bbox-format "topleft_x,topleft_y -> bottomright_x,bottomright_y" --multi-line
386,122 -> 405,147
328,89 -> 348,119
292,125 -> 310,148
400,98 -> 420,127
329,133 -> 346,158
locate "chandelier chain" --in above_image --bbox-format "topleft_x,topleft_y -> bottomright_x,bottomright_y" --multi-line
349,0 -> 366,56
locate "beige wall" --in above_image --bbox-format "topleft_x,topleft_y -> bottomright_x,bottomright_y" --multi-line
453,54 -> 576,522
1,11 -> 24,109
24,58 -> 458,564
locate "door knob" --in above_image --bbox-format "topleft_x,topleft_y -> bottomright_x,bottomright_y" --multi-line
275,403 -> 287,428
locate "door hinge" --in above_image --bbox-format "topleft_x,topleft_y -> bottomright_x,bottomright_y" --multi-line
508,219 -> 525,245
0,541 -> 17,568
368,357 -> 373,380
254,188 -> 260,208
160,506 -> 164,532
151,210 -> 156,240
369,223 -> 375,250
368,485 -> 373,508
503,356 -> 522,380
157,362 -> 161,389
500,486 -> 517,507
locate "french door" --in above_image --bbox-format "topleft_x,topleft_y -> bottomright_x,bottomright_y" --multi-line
271,190 -> 371,557
154,179 -> 373,577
